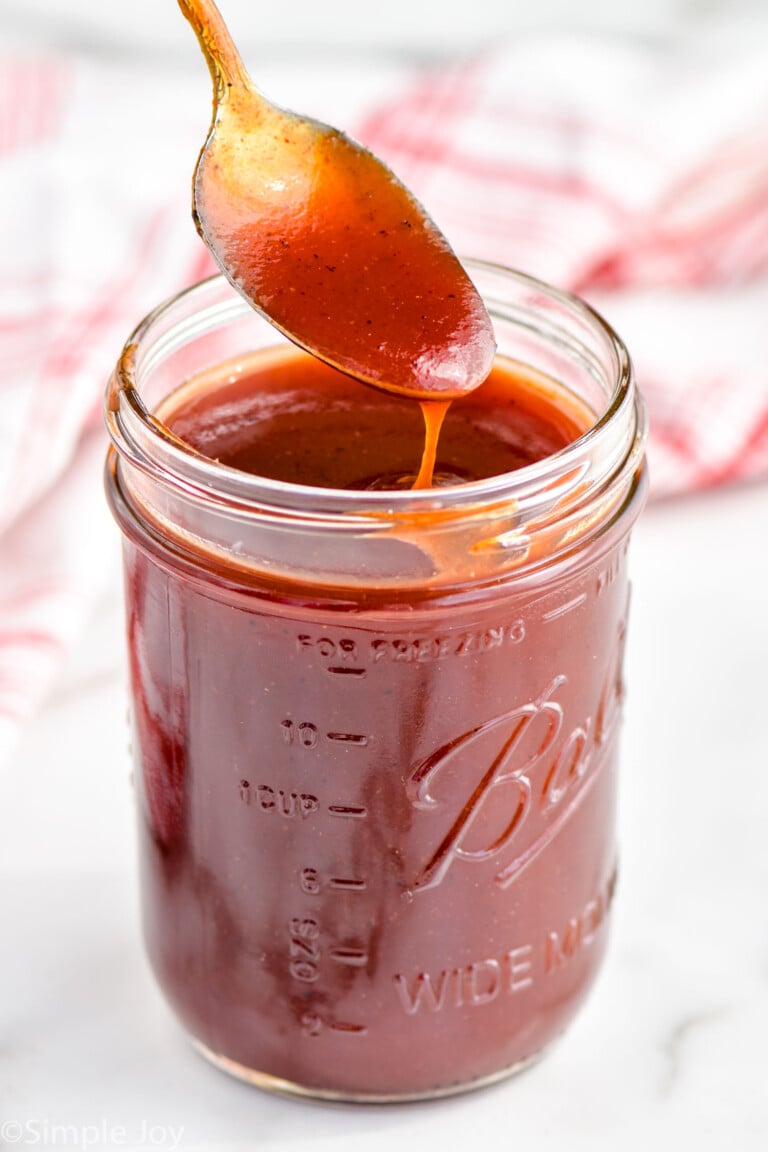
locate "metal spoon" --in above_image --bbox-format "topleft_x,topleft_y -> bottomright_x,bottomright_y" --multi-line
177,0 -> 495,402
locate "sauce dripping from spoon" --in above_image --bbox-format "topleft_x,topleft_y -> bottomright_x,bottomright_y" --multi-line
177,0 -> 495,487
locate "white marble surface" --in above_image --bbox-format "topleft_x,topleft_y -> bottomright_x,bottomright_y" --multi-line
2,479 -> 767,1151
2,1 -> 768,1148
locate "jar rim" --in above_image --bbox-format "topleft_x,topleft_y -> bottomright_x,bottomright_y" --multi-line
105,262 -> 644,526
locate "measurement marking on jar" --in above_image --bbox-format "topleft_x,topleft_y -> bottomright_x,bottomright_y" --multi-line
329,948 -> 369,967
281,720 -> 319,747
542,594 -> 587,622
326,732 -> 369,746
239,781 -> 319,818
300,869 -> 367,894
327,667 -> 367,677
329,1021 -> 368,1035
328,804 -> 368,819
288,917 -> 320,984
282,722 -> 370,747
301,1012 -> 368,1037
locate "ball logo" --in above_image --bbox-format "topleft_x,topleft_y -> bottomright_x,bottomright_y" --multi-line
407,622 -> 625,892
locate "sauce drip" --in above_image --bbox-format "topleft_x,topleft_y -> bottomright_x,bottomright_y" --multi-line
178,0 -> 496,486
158,348 -> 588,492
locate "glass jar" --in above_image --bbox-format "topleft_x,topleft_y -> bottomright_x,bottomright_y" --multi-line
105,263 -> 646,1102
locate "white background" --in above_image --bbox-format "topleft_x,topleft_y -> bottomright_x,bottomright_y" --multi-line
3,0 -> 767,57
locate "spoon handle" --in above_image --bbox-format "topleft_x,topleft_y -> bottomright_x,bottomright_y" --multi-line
177,0 -> 251,102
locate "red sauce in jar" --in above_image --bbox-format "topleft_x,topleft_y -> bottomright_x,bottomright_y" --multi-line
115,343 -> 631,1099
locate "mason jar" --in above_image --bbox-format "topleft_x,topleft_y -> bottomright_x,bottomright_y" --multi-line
105,263 -> 646,1101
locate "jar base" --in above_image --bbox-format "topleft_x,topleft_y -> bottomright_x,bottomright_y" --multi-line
190,1038 -> 547,1103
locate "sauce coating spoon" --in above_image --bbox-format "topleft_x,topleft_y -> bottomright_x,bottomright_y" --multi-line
177,0 -> 496,405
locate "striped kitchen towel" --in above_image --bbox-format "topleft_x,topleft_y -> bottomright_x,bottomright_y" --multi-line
357,28 -> 768,496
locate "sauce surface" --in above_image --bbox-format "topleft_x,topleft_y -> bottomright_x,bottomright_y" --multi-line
160,347 -> 586,490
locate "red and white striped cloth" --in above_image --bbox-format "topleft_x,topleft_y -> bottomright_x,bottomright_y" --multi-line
357,33 -> 768,495
1,25 -> 768,761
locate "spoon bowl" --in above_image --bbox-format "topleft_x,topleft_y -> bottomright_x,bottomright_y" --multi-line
178,0 -> 496,401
